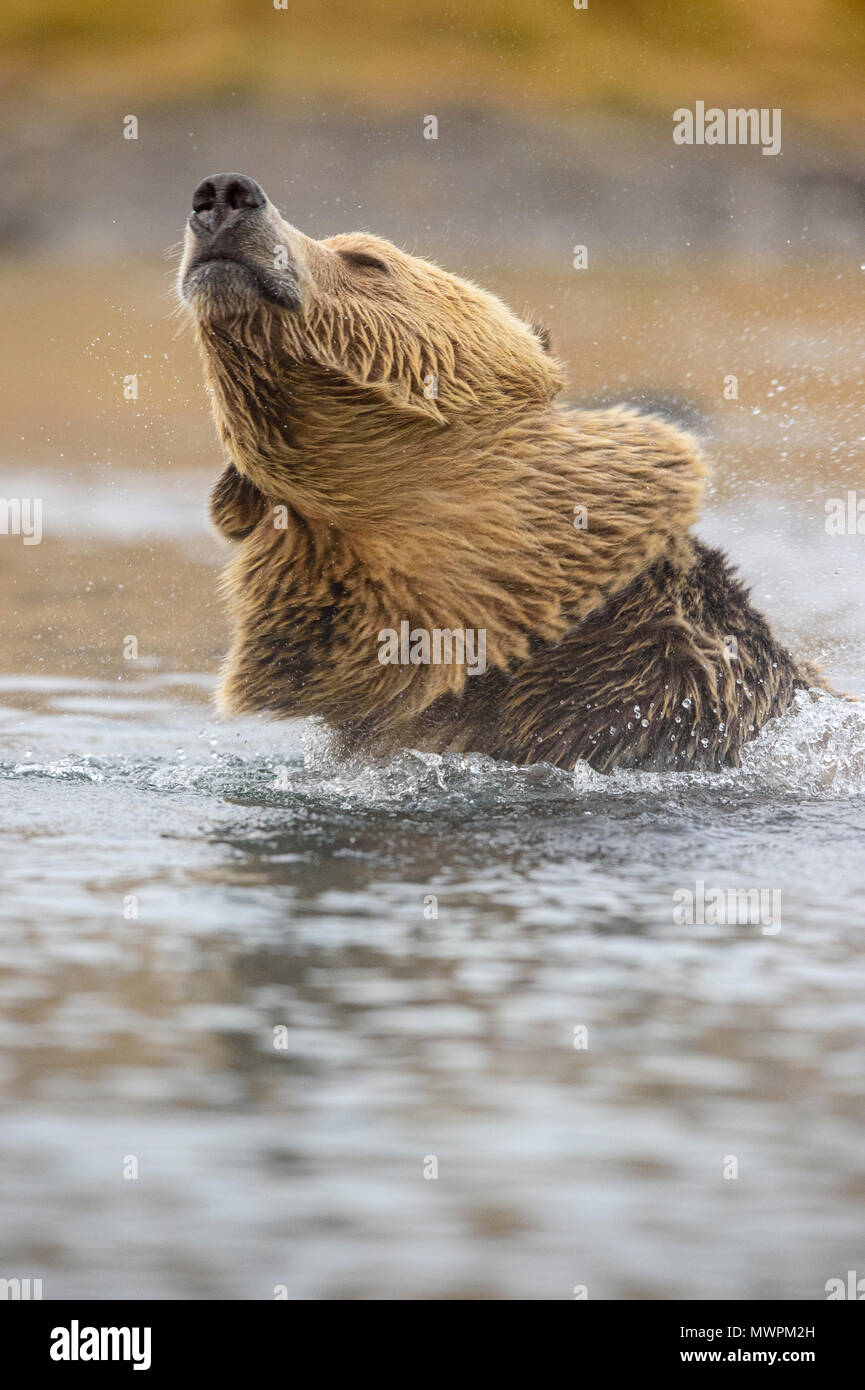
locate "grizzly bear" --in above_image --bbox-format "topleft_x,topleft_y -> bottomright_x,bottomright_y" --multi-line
178,172 -> 826,773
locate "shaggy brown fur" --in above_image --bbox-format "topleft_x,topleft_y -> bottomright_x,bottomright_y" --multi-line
179,175 -> 826,772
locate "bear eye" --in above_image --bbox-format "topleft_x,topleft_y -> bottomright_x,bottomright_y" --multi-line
339,250 -> 389,273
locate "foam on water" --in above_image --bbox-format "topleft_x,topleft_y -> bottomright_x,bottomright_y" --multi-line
285,687 -> 865,809
4,687 -> 865,810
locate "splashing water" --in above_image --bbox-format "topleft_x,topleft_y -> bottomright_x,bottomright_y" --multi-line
264,687 -> 865,809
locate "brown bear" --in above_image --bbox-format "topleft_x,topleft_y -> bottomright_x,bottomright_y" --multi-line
178,172 -> 827,773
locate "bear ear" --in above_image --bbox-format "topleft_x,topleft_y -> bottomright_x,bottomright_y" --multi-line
529,319 -> 553,354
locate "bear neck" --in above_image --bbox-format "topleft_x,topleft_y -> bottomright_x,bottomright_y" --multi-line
198,319 -> 561,526
198,323 -> 707,680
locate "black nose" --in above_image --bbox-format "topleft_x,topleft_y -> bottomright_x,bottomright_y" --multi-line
191,173 -> 266,233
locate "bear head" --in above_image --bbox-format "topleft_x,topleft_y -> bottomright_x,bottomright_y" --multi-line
178,172 -> 563,521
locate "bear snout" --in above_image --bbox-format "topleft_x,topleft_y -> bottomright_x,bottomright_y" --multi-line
186,172 -> 274,271
180,172 -> 302,315
190,172 -> 266,236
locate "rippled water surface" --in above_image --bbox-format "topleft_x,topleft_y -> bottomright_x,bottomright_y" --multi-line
2,616 -> 865,1298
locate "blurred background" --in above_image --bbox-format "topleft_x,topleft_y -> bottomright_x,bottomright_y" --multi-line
2,2 -> 865,1302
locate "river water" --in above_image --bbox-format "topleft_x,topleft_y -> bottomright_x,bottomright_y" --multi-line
1,464 -> 864,1300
